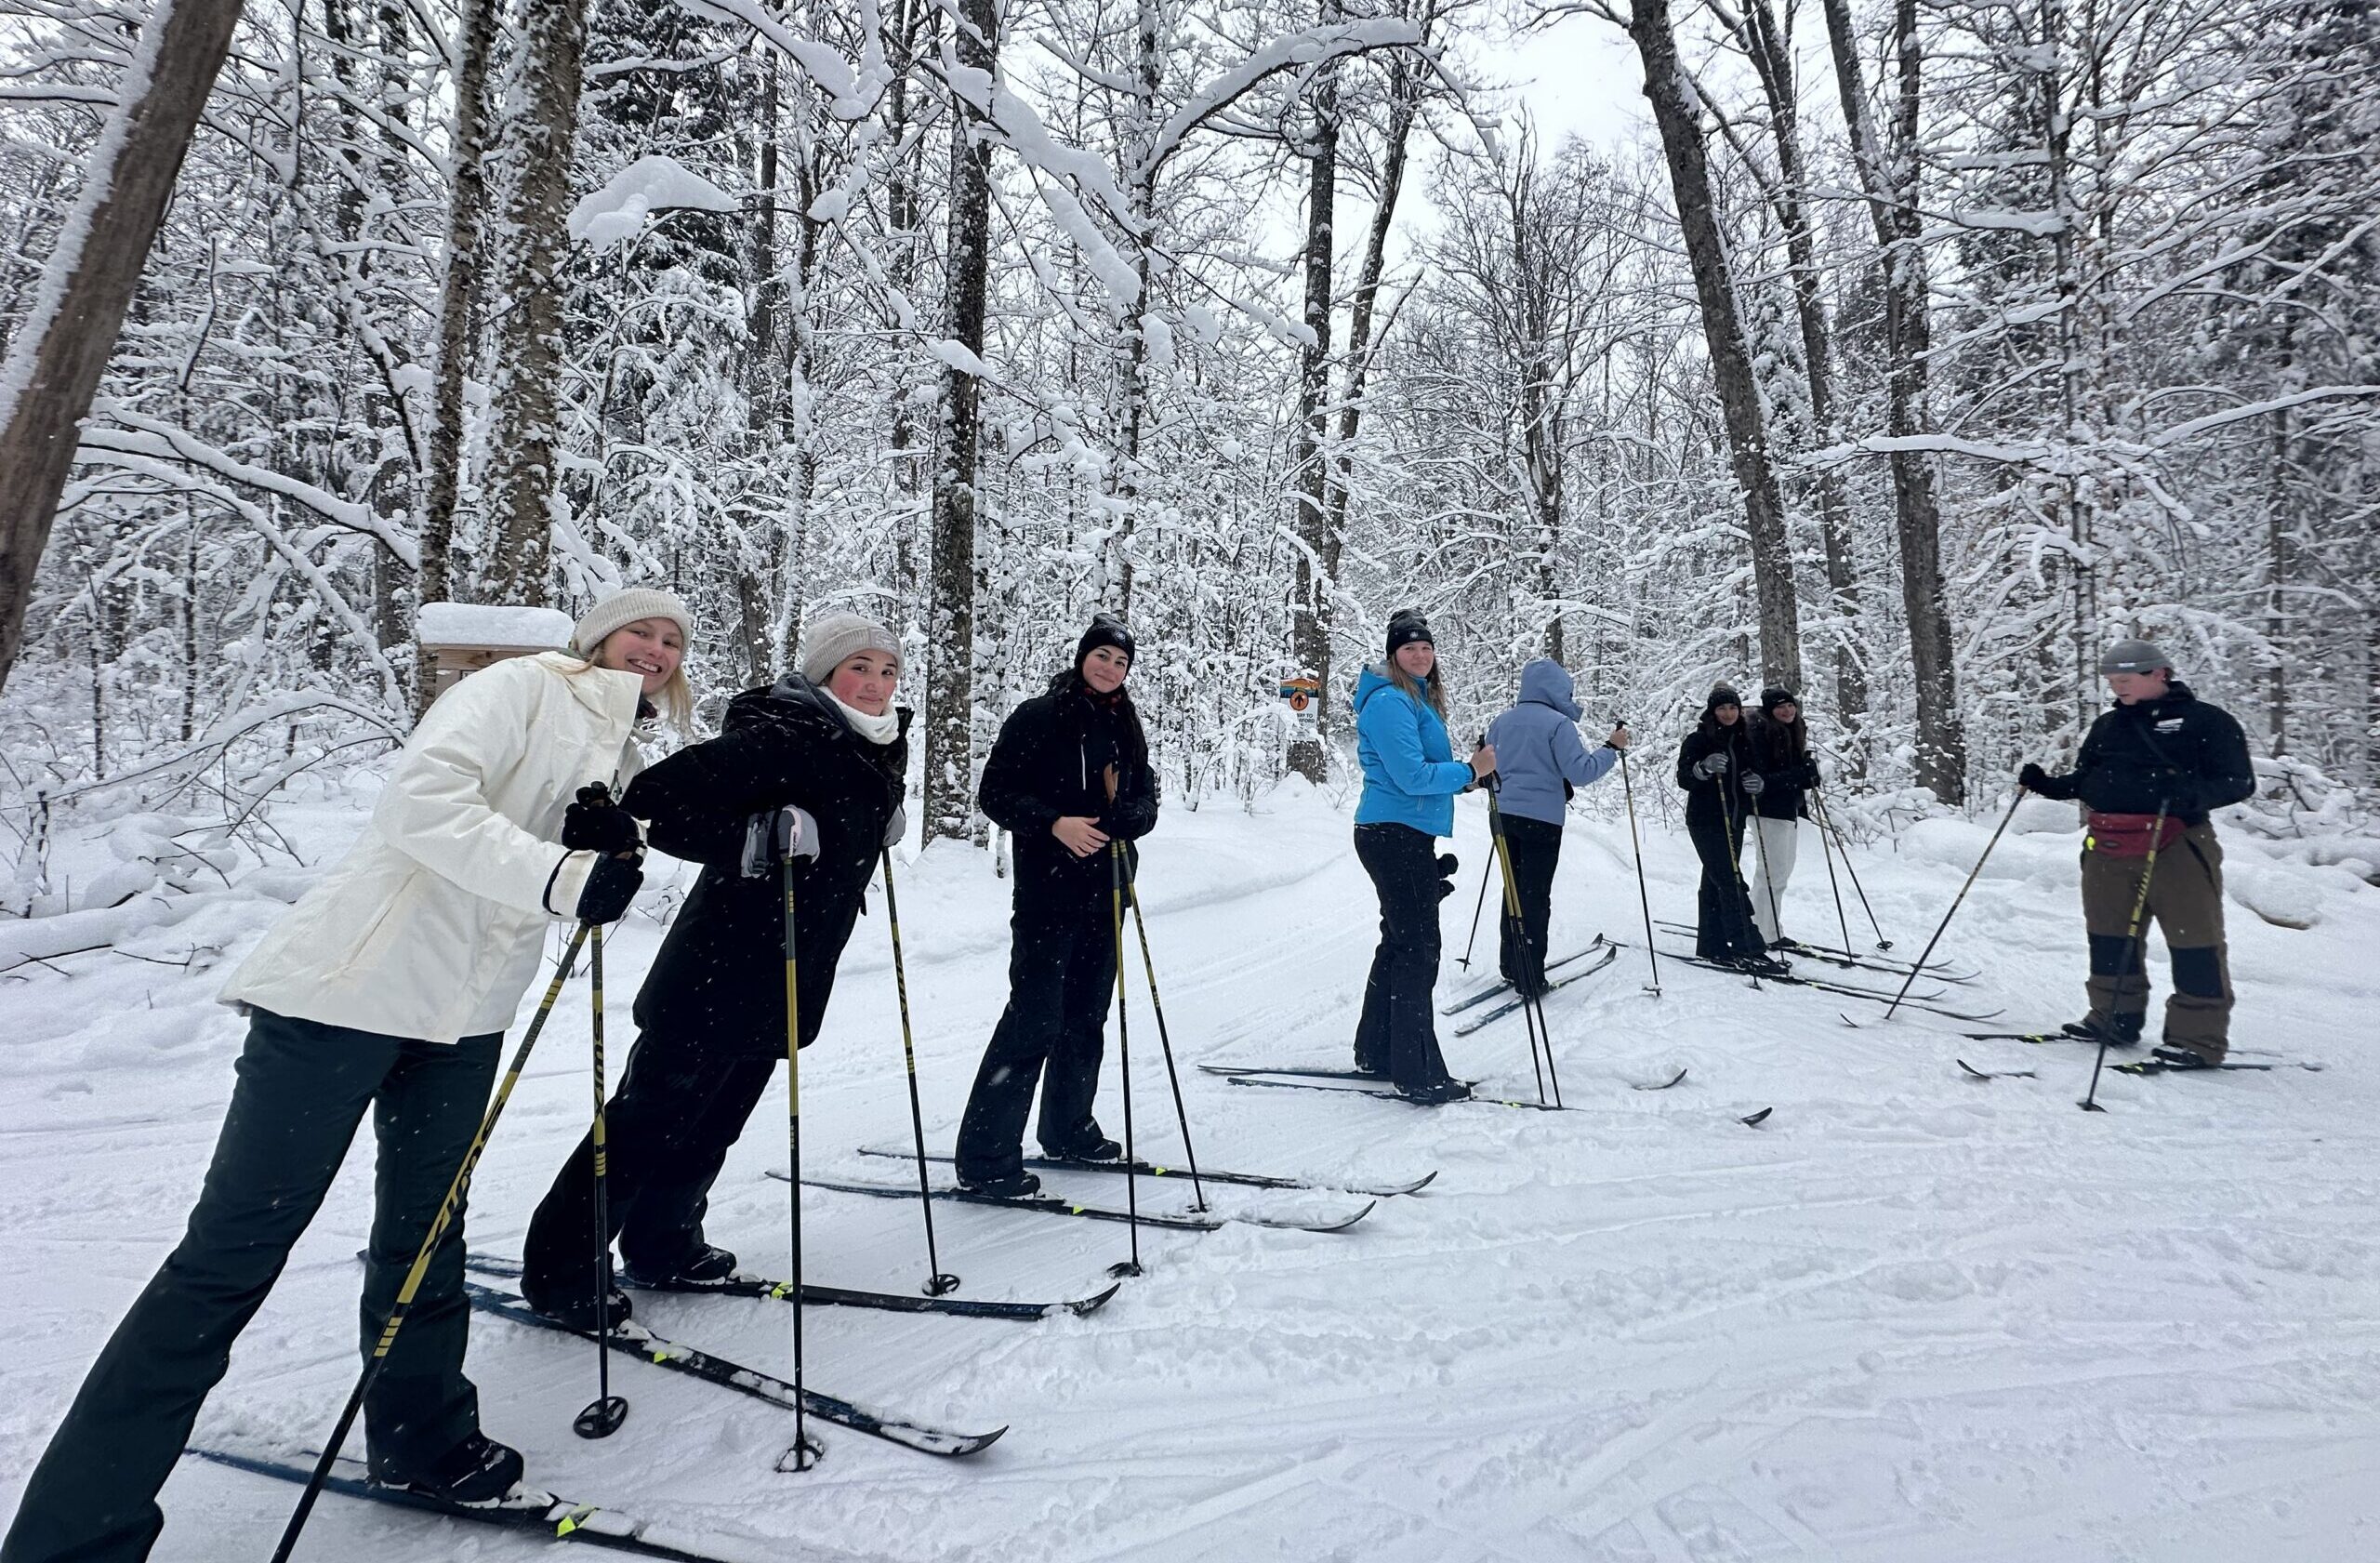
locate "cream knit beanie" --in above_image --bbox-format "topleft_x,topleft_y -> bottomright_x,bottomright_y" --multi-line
800,611 -> 902,685
571,588 -> 694,656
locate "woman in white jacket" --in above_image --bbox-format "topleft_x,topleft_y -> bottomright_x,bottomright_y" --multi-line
2,589 -> 691,1563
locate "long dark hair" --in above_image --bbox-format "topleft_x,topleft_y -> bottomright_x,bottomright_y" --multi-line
1049,666 -> 1150,772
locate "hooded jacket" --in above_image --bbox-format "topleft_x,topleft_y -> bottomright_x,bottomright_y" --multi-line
1744,712 -> 1821,822
219,652 -> 644,1043
977,669 -> 1161,900
623,675 -> 909,1053
1484,659 -> 1618,828
1354,664 -> 1474,838
1674,691 -> 1760,830
2028,681 -> 2253,825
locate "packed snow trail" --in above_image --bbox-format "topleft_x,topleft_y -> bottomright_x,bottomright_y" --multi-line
3,778 -> 2376,1559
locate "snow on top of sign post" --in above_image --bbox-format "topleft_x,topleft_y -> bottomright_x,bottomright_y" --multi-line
416,603 -> 575,650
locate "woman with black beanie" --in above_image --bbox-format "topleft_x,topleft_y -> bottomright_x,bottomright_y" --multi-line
1349,610 -> 1496,1103
1674,684 -> 1787,975
955,614 -> 1161,1196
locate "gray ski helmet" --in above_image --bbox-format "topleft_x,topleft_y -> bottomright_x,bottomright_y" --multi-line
2098,638 -> 2169,675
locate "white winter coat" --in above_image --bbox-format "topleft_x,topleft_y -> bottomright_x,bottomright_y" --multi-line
220,652 -> 646,1043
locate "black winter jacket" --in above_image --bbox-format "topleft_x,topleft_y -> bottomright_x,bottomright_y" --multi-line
979,671 -> 1160,902
1745,713 -> 1821,822
2028,681 -> 2253,825
623,677 -> 909,1054
1675,717 -> 1759,830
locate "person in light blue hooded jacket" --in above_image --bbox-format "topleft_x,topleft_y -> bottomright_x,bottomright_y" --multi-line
1483,659 -> 1631,996
1348,609 -> 1497,1102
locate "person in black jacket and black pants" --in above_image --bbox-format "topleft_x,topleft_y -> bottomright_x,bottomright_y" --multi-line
1675,684 -> 1788,975
955,615 -> 1160,1197
520,612 -> 909,1326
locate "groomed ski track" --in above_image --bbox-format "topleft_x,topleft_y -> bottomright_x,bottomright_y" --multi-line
4,783 -> 2375,1560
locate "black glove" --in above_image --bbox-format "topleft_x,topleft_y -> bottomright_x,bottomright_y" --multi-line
2017,762 -> 2048,794
575,854 -> 643,924
1740,773 -> 1767,798
1437,853 -> 1459,878
562,784 -> 641,854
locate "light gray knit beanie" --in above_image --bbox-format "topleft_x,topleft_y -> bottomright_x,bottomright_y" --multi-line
800,611 -> 902,685
2098,638 -> 2169,675
571,587 -> 694,655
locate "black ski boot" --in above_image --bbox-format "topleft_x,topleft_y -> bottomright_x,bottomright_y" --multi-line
958,1168 -> 1042,1199
520,1276 -> 633,1332
1403,1079 -> 1474,1106
624,1243 -> 738,1289
1736,952 -> 1792,980
2062,1013 -> 2143,1047
375,1431 -> 524,1506
1049,1136 -> 1122,1163
2149,1043 -> 2217,1070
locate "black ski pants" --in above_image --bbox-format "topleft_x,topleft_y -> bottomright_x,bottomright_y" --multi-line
956,879 -> 1117,1180
2,1010 -> 497,1563
1352,823 -> 1458,1094
521,1029 -> 778,1302
1687,807 -> 1765,961
1497,815 -> 1563,996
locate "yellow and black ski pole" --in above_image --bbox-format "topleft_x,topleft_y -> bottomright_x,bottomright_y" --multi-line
571,926 -> 628,1438
1487,784 -> 1559,1107
2081,799 -> 2171,1113
273,922 -> 592,1562
879,850 -> 959,1294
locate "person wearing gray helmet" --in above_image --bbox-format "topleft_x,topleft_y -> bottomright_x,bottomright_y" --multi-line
2018,639 -> 2254,1066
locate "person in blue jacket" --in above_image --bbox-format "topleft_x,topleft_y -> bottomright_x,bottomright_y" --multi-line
1349,610 -> 1497,1103
1483,658 -> 1631,997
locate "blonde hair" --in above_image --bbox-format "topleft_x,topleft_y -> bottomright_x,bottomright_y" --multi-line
567,641 -> 694,733
1387,659 -> 1448,721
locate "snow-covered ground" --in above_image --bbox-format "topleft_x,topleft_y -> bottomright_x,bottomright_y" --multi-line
4,775 -> 2376,1561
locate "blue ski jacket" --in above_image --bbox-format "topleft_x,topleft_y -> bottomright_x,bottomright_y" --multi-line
1484,659 -> 1618,827
1353,664 -> 1474,838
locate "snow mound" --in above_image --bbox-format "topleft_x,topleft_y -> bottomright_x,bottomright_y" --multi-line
416,602 -> 573,649
2009,794 -> 2078,835
2227,858 -> 2323,929
569,155 -> 737,253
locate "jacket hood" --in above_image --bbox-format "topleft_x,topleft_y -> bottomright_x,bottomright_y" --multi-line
2113,679 -> 2197,710
537,650 -> 642,726
1515,658 -> 1580,721
1354,663 -> 1397,714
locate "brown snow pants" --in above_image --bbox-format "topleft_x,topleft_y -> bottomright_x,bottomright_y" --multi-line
2080,822 -> 2231,1061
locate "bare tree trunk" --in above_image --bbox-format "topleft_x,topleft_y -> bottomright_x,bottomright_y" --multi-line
0,0 -> 249,699
1626,0 -> 1803,691
479,0 -> 589,607
1735,0 -> 1866,748
1285,12 -> 1341,784
736,43 -> 782,685
884,0 -> 932,606
416,0 -> 496,706
2267,407 -> 2289,754
1821,0 -> 1966,800
1108,0 -> 1165,616
922,0 -> 1000,843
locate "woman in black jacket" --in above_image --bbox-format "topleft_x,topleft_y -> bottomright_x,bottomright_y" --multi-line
1743,686 -> 1821,948
954,614 -> 1160,1197
520,612 -> 908,1326
1674,684 -> 1786,974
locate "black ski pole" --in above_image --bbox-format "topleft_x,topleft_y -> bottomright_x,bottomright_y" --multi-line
571,925 -> 628,1438
2081,799 -> 2172,1114
272,923 -> 591,1563
1615,732 -> 1660,997
1813,792 -> 1892,949
879,850 -> 959,1294
774,851 -> 820,1472
1883,788 -> 2026,1022
1456,850 -> 1496,973
1715,752 -> 1762,988
1106,839 -> 1143,1278
1812,788 -> 1856,960
1125,875 -> 1210,1212
1487,784 -> 1559,1106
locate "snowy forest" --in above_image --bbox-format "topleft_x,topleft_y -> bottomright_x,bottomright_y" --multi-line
2,0 -> 2374,852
